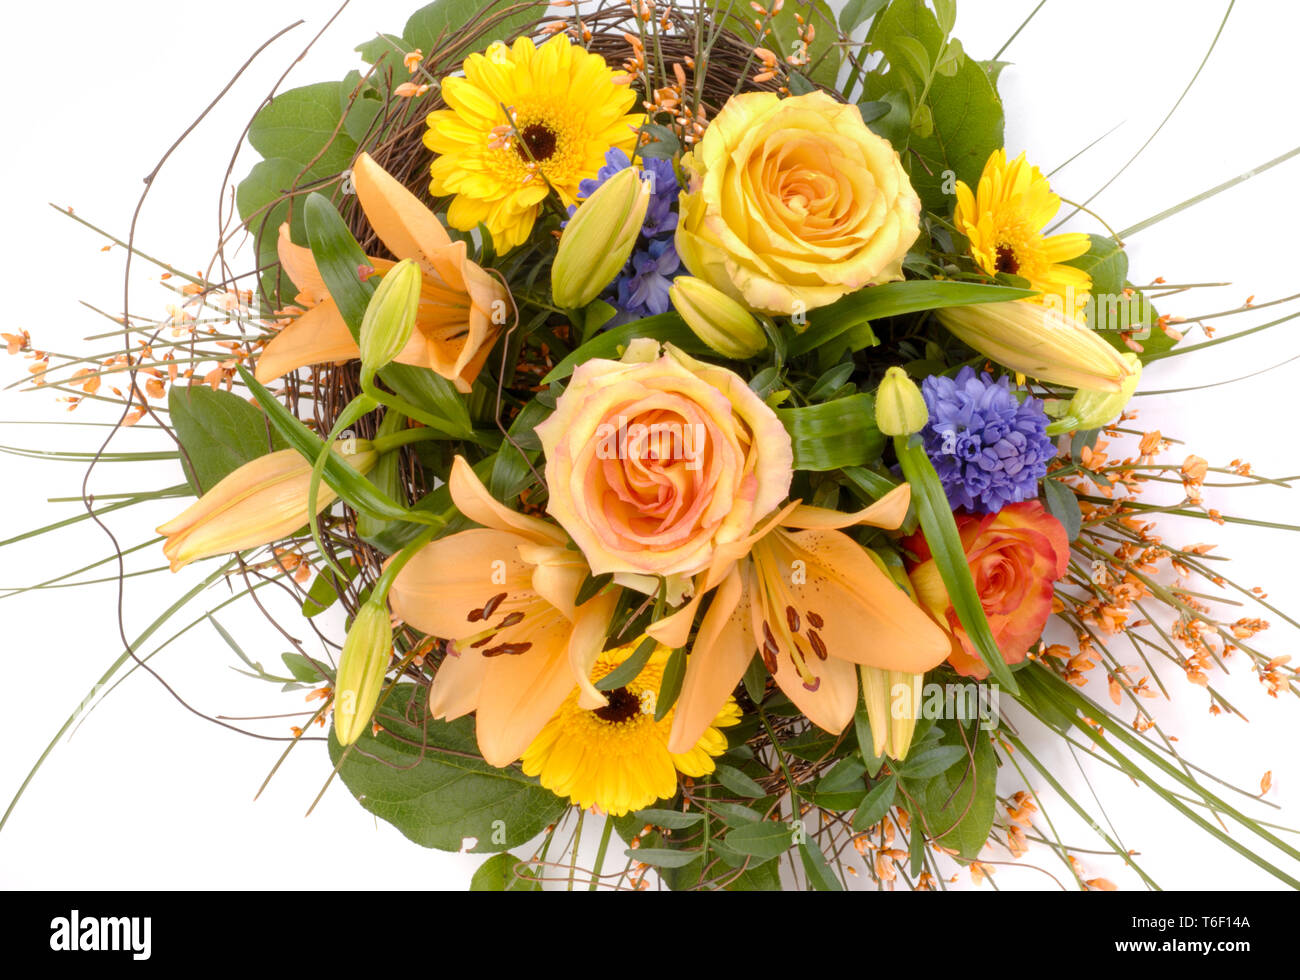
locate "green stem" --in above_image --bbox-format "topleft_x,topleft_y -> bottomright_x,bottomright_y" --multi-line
371,427 -> 443,454
590,816 -> 614,892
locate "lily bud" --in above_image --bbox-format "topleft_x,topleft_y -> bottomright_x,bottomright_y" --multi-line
1056,353 -> 1142,432
552,166 -> 651,308
874,366 -> 928,436
669,276 -> 768,358
936,300 -> 1136,392
333,601 -> 393,746
859,666 -> 925,761
359,257 -> 422,375
157,441 -> 377,571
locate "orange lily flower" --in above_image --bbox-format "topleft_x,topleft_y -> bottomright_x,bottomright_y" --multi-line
255,152 -> 512,392
647,484 -> 951,753
386,457 -> 618,767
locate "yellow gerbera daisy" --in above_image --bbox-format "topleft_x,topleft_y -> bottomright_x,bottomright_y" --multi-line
424,34 -> 643,254
521,643 -> 741,817
954,149 -> 1092,313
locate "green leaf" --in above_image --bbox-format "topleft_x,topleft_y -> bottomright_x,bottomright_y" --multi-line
489,395 -> 550,502
908,806 -> 927,875
168,384 -> 283,494
403,0 -> 544,58
654,648 -> 687,722
329,684 -> 566,851
980,59 -> 1011,89
907,53 -> 1004,214
383,364 -> 475,440
724,820 -> 794,862
634,808 -> 705,830
1067,234 -> 1127,297
596,635 -> 657,692
899,743 -> 965,779
776,394 -> 883,471
1042,477 -> 1083,542
840,0 -> 889,32
895,434 -> 1018,694
355,414 -> 408,544
301,559 -> 359,618
866,0 -> 1004,214
865,89 -> 912,146
239,366 -> 423,524
248,82 -> 358,180
915,722 -> 997,860
799,839 -> 844,891
1064,236 -> 1173,362
714,764 -> 766,799
851,775 -> 897,830
789,280 -> 1036,356
854,705 -> 886,778
725,859 -> 784,891
629,847 -> 701,869
470,852 -> 543,890
304,193 -> 373,337
711,802 -> 763,826
816,756 -> 867,796
541,313 -> 708,384
235,156 -> 308,303
282,652 -> 328,684
742,654 -> 767,703
857,99 -> 892,125
892,36 -> 933,80
575,572 -> 614,607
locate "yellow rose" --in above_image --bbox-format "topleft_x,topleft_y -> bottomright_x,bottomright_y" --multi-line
676,90 -> 922,316
535,338 -> 793,589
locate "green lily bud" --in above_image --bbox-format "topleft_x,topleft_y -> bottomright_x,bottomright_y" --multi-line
1055,353 -> 1142,433
359,258 -> 422,375
875,366 -> 928,436
552,167 -> 651,309
669,276 -> 768,358
333,601 -> 393,746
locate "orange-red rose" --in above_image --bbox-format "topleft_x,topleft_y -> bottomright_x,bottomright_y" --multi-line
905,501 -> 1069,680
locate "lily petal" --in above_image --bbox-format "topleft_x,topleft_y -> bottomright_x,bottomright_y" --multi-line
352,151 -> 451,263
276,223 -> 332,305
759,527 -> 950,673
667,561 -> 755,753
475,611 -> 577,766
567,588 -> 620,710
254,301 -> 359,384
449,456 -> 567,545
427,644 -> 488,720
769,645 -> 859,736
386,526 -> 534,639
783,482 -> 912,530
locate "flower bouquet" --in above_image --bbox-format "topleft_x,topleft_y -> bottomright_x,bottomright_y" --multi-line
5,0 -> 1299,892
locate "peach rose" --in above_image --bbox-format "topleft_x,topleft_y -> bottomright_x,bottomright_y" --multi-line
535,338 -> 793,588
905,501 -> 1069,679
676,90 -> 921,316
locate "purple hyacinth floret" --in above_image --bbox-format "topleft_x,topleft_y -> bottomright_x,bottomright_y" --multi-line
920,366 -> 1054,514
617,238 -> 679,316
571,147 -> 683,319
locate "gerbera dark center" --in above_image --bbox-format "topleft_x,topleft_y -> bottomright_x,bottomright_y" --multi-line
517,124 -> 558,162
594,686 -> 641,723
995,244 -> 1020,274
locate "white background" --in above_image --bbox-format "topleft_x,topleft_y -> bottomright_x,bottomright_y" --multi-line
1,0 -> 1298,890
